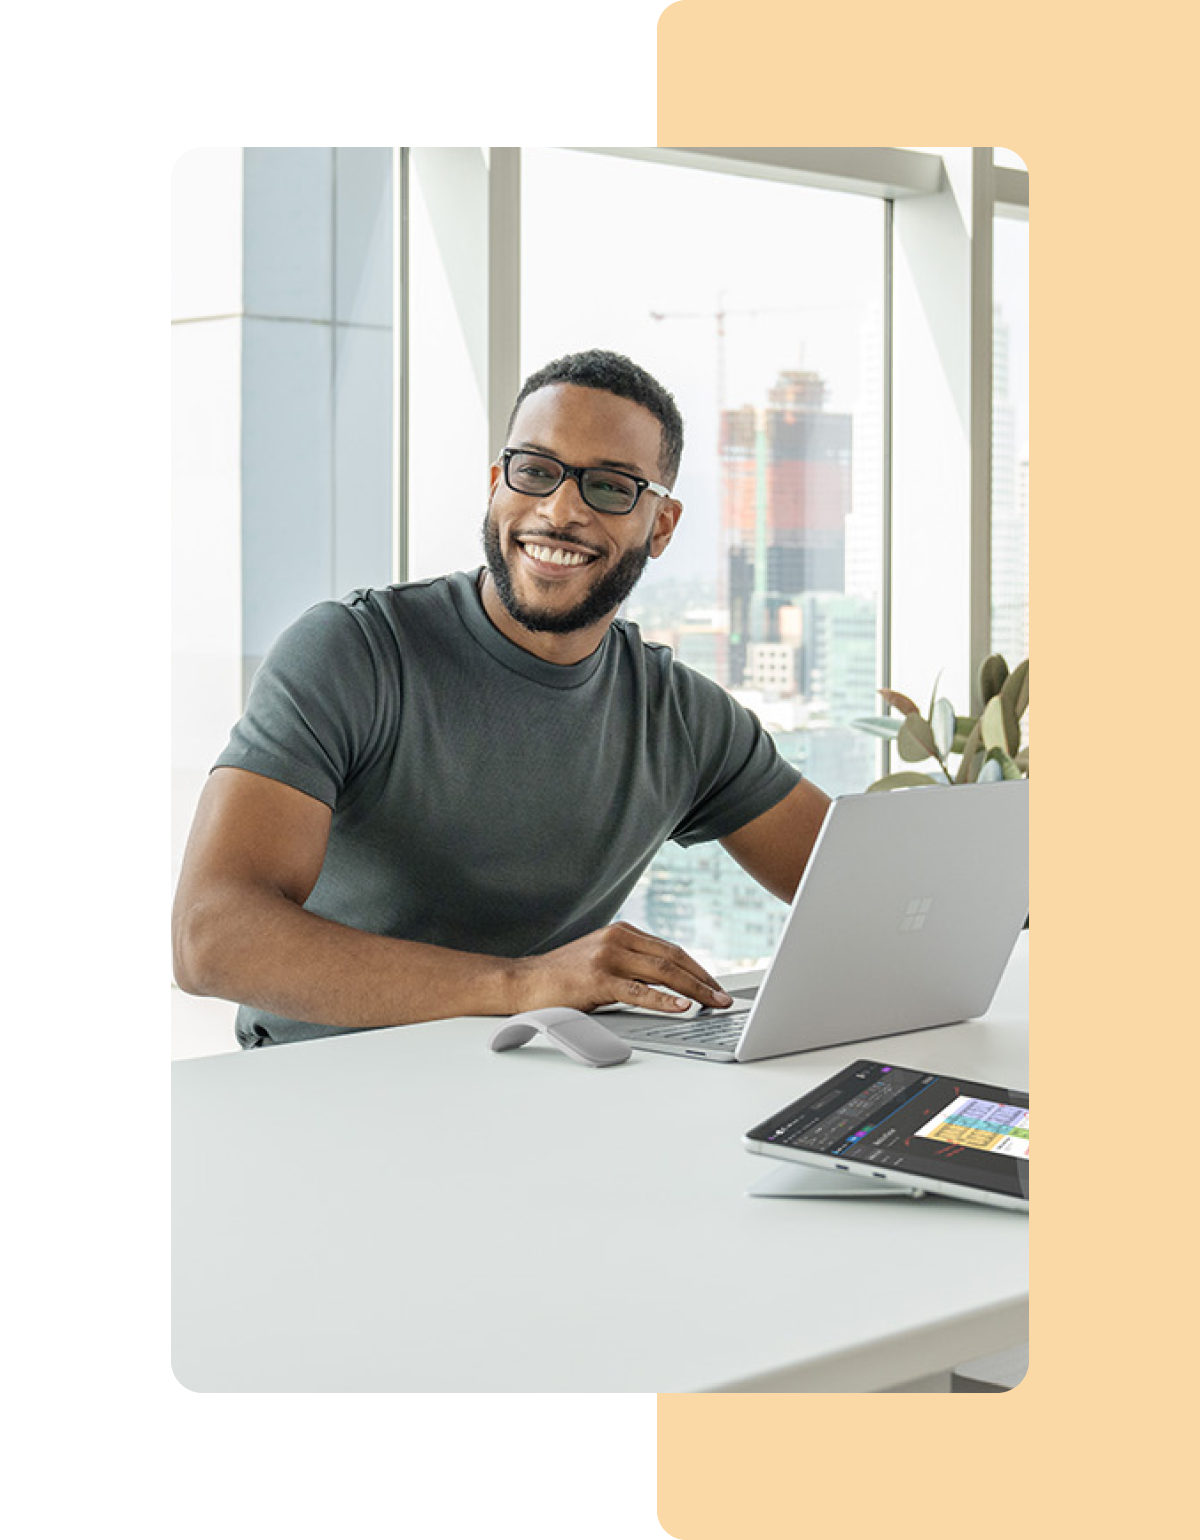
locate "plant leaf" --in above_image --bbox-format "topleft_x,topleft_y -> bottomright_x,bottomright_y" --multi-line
896,712 -> 938,762
931,697 -> 956,758
1001,693 -> 1020,753
1001,658 -> 1029,721
927,670 -> 943,723
852,715 -> 901,740
866,771 -> 940,792
976,755 -> 1004,783
980,694 -> 1019,756
978,653 -> 1009,704
980,696 -> 1005,752
1014,748 -> 1030,774
983,747 -> 1022,781
879,688 -> 921,718
950,716 -> 977,755
954,717 -> 985,782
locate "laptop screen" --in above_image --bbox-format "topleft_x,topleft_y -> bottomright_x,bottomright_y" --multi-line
746,1060 -> 1029,1201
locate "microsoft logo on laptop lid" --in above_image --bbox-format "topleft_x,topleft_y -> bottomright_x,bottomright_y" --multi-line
900,897 -> 934,932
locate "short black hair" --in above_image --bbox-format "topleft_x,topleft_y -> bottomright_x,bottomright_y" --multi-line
508,349 -> 684,487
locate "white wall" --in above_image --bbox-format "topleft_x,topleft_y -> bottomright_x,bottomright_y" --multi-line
0,147 -> 246,893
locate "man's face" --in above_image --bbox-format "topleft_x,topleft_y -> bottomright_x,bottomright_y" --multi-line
482,384 -> 681,635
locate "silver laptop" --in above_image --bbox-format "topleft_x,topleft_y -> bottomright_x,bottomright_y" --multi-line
603,780 -> 1029,1063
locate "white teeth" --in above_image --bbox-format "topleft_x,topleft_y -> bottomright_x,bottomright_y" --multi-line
523,543 -> 591,567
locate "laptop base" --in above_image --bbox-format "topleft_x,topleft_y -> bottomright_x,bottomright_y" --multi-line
747,1163 -> 927,1200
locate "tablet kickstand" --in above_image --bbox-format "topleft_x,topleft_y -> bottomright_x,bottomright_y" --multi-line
748,1163 -> 927,1200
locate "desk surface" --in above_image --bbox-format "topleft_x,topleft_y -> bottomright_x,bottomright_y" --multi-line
173,936 -> 1028,1393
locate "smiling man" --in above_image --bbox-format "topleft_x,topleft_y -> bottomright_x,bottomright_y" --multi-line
480,373 -> 679,651
173,350 -> 831,1047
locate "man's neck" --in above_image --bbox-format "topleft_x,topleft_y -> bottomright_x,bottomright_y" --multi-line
477,571 -> 613,666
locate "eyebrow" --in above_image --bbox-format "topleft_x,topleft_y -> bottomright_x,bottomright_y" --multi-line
514,441 -> 649,478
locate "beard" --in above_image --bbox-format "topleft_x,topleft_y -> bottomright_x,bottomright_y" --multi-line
480,511 -> 654,635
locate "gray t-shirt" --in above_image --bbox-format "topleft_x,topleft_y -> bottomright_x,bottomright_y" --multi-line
215,569 -> 801,1046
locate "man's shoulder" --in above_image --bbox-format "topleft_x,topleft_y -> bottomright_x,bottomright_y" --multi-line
613,618 -> 720,683
613,616 -> 680,670
611,619 -> 738,717
263,573 -> 473,679
319,570 -> 474,643
340,570 -> 467,619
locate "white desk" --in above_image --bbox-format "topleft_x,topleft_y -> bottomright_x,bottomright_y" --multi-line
172,937 -> 1028,1392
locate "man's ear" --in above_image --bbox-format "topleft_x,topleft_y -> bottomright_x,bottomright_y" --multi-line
488,462 -> 502,500
649,497 -> 683,558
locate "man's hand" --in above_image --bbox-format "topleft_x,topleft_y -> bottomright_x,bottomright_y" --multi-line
512,922 -> 733,1015
174,771 -> 731,1029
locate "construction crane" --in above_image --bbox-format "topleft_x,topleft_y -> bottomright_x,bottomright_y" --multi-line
649,296 -> 822,445
650,298 -> 829,647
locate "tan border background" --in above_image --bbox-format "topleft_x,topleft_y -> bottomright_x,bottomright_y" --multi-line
2,0 -> 1189,1527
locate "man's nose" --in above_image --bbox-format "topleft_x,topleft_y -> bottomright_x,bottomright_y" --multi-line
541,475 -> 589,525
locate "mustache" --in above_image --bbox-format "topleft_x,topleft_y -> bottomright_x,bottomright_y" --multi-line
511,528 -> 605,558
480,509 -> 654,635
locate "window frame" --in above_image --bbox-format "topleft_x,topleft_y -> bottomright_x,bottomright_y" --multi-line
400,146 -> 1029,718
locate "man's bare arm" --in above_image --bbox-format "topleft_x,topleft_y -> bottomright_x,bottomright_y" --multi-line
718,779 -> 833,903
172,768 -> 731,1027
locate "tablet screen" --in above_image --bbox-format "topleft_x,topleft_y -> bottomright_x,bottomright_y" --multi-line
747,1060 -> 1029,1201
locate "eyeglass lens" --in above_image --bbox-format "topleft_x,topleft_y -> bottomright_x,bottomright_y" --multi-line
506,452 -> 638,514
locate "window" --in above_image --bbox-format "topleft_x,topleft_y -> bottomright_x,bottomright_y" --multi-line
992,214 -> 1029,666
173,146 -> 1028,980
172,148 -> 396,888
521,149 -> 886,969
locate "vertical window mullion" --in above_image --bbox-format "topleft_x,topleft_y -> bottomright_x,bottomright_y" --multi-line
393,147 -> 409,584
969,147 -> 995,708
487,147 -> 522,462
881,196 -> 894,781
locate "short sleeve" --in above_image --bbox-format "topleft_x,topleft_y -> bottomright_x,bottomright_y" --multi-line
668,664 -> 802,846
213,600 -> 386,808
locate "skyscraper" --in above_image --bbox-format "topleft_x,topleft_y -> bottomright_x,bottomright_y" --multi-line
720,368 -> 853,688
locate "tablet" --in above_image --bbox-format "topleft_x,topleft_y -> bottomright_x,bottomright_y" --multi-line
744,1060 -> 1029,1212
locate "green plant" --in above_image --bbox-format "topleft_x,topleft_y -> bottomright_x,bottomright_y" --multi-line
853,654 -> 1029,792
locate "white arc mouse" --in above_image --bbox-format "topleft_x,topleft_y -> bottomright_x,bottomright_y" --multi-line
488,1007 -> 632,1068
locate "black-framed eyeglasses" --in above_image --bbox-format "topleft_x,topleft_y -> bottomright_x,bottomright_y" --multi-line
499,448 -> 671,516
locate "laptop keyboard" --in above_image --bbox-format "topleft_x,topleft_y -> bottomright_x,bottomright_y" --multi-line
622,1008 -> 751,1049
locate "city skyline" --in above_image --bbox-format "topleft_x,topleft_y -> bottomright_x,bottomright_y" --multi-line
519,147 -> 1028,971
618,304 -> 1027,971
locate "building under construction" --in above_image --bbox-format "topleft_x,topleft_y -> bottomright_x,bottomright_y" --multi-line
719,368 -> 853,689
